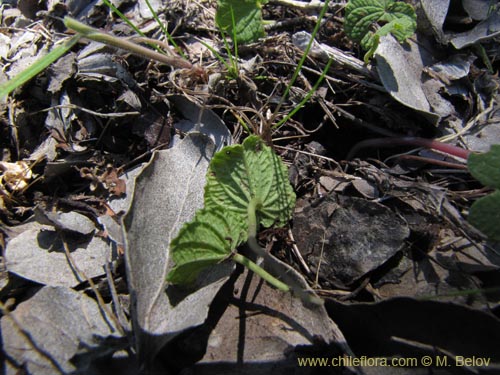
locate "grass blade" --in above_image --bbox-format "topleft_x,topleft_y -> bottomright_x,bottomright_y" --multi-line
0,35 -> 81,100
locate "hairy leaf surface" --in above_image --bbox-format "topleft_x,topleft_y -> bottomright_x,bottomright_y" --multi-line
215,0 -> 267,44
167,135 -> 296,285
468,145 -> 500,241
167,208 -> 245,284
205,135 -> 296,228
344,0 -> 416,60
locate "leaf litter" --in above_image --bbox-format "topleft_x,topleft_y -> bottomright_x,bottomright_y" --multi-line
0,0 -> 500,373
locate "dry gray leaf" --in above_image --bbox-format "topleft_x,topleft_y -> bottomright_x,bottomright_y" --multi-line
169,95 -> 232,150
1,286 -> 121,375
34,207 -> 95,235
420,1 -> 500,49
123,133 -> 234,365
420,0 -> 450,42
375,35 -> 441,124
6,223 -> 108,287
178,263 -> 354,374
451,10 -> 500,49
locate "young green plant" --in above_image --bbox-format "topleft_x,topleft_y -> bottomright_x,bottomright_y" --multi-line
166,136 -> 297,294
344,0 -> 417,63
215,0 -> 268,45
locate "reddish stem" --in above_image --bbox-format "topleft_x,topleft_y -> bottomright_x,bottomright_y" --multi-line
347,137 -> 471,161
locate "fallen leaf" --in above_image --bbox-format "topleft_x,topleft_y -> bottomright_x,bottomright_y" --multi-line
6,223 -> 108,287
1,286 -> 122,374
123,133 -> 233,365
293,194 -> 409,288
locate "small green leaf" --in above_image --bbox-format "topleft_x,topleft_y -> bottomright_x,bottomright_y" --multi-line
167,136 -> 296,286
344,0 -> 416,60
215,0 -> 265,44
467,145 -> 500,241
468,145 -> 500,189
166,208 -> 245,284
205,135 -> 296,228
468,191 -> 500,242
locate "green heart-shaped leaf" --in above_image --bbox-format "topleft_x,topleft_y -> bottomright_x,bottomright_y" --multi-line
205,135 -> 296,228
216,0 -> 265,44
167,136 -> 296,285
166,208 -> 246,284
344,0 -> 416,60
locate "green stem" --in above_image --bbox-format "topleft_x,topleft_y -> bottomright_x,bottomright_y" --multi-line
245,197 -> 323,305
244,198 -> 289,291
0,35 -> 81,99
274,58 -> 333,129
233,253 -> 290,292
269,0 -> 331,126
63,17 -> 192,69
143,0 -> 186,59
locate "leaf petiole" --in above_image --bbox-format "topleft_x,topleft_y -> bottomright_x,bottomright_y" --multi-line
233,253 -> 290,292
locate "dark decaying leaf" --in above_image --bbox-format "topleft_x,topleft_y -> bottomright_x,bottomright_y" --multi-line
293,194 -> 409,288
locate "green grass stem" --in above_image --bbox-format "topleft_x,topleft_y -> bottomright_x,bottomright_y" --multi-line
0,35 -> 81,100
270,0 -> 331,127
143,0 -> 186,58
274,58 -> 333,129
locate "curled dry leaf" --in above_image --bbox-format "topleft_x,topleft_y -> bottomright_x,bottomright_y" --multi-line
80,165 -> 126,197
0,161 -> 32,192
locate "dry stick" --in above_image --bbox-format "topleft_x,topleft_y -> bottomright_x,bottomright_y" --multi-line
58,230 -> 125,336
105,245 -> 130,330
63,17 -> 192,69
30,104 -> 140,118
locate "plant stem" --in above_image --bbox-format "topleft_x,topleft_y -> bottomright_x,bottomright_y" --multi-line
347,136 -> 471,160
245,197 -> 289,291
269,0 -> 331,126
63,17 -> 192,69
245,198 -> 322,305
0,35 -> 81,99
274,58 -> 333,129
233,253 -> 290,292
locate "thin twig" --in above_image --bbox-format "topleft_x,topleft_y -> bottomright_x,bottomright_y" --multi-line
58,230 -> 125,335
64,17 -> 192,69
